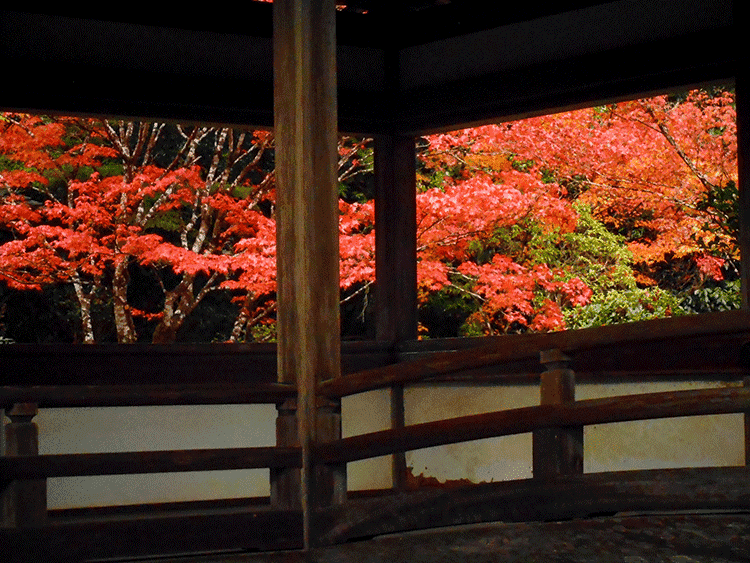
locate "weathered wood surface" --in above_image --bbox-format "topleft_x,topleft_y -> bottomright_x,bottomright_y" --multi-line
2,403 -> 46,527
322,310 -> 750,397
5,472 -> 746,562
1,506 -> 303,562
390,383 -> 407,491
738,66 -> 750,310
0,446 -> 301,479
0,341 -> 394,386
317,387 -> 750,464
0,383 -> 295,408
154,512 -> 749,563
273,0 -> 341,549
533,350 -> 583,478
318,466 -> 750,544
374,135 -> 418,344
2,3 -> 733,136
373,135 -> 417,492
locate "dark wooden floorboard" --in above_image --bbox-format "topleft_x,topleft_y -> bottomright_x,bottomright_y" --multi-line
138,513 -> 750,563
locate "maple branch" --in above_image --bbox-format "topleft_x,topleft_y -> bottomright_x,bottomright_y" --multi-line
445,279 -> 485,303
71,272 -> 96,343
579,177 -> 733,234
141,122 -> 165,165
102,121 -> 129,159
232,134 -> 273,189
339,280 -> 373,305
230,297 -> 277,343
248,171 -> 275,210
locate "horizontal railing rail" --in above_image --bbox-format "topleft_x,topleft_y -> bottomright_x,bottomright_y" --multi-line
0,339 -> 397,386
321,310 -> 750,397
0,382 -> 295,408
0,446 -> 301,479
317,386 -> 750,464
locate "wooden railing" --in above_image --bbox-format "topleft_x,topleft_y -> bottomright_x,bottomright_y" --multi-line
2,311 -> 750,560
0,341 -> 391,559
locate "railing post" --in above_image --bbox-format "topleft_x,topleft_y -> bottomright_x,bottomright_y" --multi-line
314,397 -> 346,508
271,398 -> 300,509
744,376 -> 750,466
2,402 -> 47,527
390,384 -> 407,490
533,350 -> 583,478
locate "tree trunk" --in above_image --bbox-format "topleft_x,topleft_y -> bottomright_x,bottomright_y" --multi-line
72,275 -> 96,344
112,259 -> 136,343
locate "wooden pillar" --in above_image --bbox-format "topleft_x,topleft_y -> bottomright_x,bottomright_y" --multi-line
738,9 -> 750,310
374,134 -> 417,490
273,0 -> 343,549
737,16 -> 749,460
374,135 -> 418,344
745,377 -> 750,466
532,350 -> 583,478
1,403 -> 47,527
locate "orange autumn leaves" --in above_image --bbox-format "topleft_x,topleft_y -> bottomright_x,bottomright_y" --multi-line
416,88 -> 737,334
0,87 -> 738,341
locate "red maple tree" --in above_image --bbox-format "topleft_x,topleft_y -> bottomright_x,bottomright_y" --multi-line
417,86 -> 737,335
0,86 -> 737,342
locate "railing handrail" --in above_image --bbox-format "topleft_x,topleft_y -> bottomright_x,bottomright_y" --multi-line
0,382 -> 296,409
320,310 -> 750,397
0,339 -> 396,387
0,446 -> 301,480
316,386 -> 750,464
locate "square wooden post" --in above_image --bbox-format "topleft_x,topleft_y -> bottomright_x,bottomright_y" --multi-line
1,403 -> 47,527
273,0 -> 344,549
532,350 -> 583,478
737,24 -> 749,464
271,398 -> 300,509
745,377 -> 750,466
738,32 -> 750,310
374,134 -> 417,491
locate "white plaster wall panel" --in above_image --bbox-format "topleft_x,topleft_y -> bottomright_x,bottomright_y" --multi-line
406,436 -> 533,483
23,379 -> 746,508
35,404 -> 276,509
404,384 -> 538,483
400,380 -> 743,484
577,380 -> 744,473
47,470 -> 269,509
342,389 -> 392,491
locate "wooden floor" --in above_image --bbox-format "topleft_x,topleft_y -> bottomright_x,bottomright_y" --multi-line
148,512 -> 750,563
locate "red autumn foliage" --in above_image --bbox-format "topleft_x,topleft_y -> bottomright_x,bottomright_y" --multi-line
0,87 -> 738,342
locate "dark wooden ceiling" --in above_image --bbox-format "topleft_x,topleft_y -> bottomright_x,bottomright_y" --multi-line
8,2 -> 620,47
0,1 -> 736,134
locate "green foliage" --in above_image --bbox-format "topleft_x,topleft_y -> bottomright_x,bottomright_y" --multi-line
565,287 -> 684,329
436,205 -> 651,336
420,278 -> 481,339
680,278 -> 740,314
248,321 -> 277,343
556,205 -> 637,294
508,154 -> 535,173
696,180 -> 738,243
